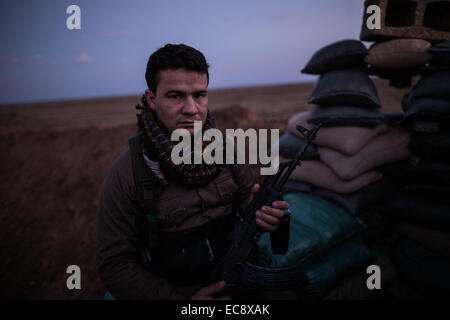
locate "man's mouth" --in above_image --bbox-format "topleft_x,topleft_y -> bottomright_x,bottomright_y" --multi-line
178,121 -> 196,127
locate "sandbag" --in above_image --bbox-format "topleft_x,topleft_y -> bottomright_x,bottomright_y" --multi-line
395,237 -> 450,297
410,130 -> 450,161
317,126 -> 411,180
312,179 -> 399,217
403,184 -> 450,204
358,210 -> 397,245
301,39 -> 368,75
397,224 -> 450,260
281,180 -> 314,194
282,179 -> 399,217
299,241 -> 377,300
413,121 -> 441,133
285,157 -> 383,194
379,158 -> 450,187
365,39 -> 432,69
308,105 -> 384,127
402,95 -> 450,122
287,111 -> 388,155
365,66 -> 422,88
258,192 -> 366,266
381,193 -> 450,232
409,71 -> 450,100
278,132 -> 318,160
308,70 -> 381,109
324,255 -> 397,300
393,160 -> 450,186
429,41 -> 450,66
377,159 -> 410,179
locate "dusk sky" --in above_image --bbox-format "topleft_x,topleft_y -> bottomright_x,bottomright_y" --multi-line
0,0 -> 366,104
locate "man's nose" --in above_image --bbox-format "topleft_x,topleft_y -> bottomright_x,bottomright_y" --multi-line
182,95 -> 199,115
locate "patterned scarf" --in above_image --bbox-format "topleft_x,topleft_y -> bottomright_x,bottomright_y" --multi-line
136,95 -> 220,186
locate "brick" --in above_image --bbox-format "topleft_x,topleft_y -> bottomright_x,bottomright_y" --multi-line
360,0 -> 450,43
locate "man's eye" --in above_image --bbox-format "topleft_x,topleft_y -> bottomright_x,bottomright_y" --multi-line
169,95 -> 182,99
195,93 -> 206,98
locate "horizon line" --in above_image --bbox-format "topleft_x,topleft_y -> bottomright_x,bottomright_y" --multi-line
0,79 -> 314,107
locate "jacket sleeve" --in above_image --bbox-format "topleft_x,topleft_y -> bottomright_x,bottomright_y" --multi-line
96,153 -> 186,300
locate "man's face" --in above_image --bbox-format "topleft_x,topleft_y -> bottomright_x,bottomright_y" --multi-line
145,68 -> 208,134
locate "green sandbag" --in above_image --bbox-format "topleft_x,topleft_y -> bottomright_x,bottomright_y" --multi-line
258,193 -> 365,267
300,241 -> 377,300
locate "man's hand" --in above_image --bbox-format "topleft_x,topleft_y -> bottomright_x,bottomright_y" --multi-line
250,183 -> 289,232
191,280 -> 232,300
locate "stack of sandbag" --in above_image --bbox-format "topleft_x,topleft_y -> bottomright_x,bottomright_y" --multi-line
280,110 -> 410,218
301,40 -> 385,127
280,39 -> 413,218
376,42 -> 450,298
259,40 -> 412,300
401,41 -> 450,169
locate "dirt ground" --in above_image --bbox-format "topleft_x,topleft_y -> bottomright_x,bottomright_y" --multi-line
0,79 -> 405,299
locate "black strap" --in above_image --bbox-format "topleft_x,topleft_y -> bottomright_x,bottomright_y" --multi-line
128,134 -> 161,248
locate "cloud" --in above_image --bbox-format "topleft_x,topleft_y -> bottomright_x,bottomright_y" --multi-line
75,53 -> 94,63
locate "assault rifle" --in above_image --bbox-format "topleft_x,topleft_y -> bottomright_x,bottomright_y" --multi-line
206,124 -> 321,296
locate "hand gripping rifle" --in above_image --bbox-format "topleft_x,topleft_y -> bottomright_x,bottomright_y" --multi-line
206,124 -> 321,296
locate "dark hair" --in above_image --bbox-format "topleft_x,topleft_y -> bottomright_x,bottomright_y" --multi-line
145,44 -> 210,94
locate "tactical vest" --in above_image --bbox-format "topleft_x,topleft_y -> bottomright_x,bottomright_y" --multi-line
128,134 -> 289,286
128,134 -> 238,285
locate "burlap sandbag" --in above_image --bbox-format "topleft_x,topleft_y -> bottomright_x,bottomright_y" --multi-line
312,179 -> 398,217
284,157 -> 383,194
365,39 -> 432,69
287,111 -> 388,155
278,132 -> 318,160
317,126 -> 411,180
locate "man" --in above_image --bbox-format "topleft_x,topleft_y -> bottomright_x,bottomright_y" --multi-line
96,44 -> 289,300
